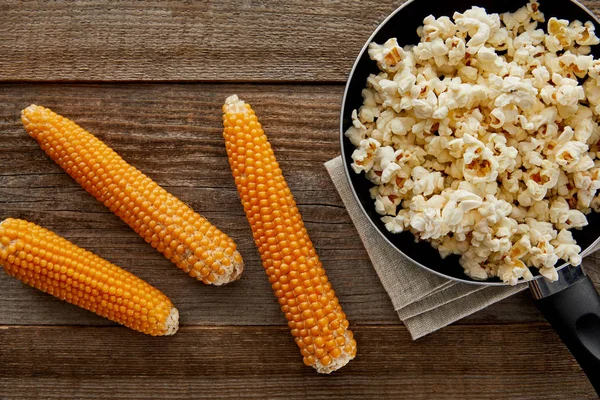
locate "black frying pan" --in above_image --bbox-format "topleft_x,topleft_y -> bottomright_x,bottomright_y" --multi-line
340,0 -> 600,392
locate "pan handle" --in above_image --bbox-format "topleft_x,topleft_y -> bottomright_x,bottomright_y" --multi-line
531,267 -> 600,394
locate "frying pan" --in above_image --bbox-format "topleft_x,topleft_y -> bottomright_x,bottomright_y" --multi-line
340,0 -> 600,392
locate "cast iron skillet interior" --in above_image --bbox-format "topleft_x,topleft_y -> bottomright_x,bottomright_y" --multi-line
341,0 -> 600,285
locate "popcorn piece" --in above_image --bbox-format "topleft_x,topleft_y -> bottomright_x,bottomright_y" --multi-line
454,6 -> 501,54
368,38 -> 408,72
411,166 -> 445,196
380,162 -> 402,184
418,15 -> 458,41
558,51 -> 594,79
552,229 -> 582,266
528,238 -> 558,269
554,140 -> 593,173
408,195 -> 447,240
494,76 -> 538,110
448,133 -> 499,183
540,74 -> 585,118
441,189 -> 483,227
575,21 -> 600,46
351,138 -> 379,173
526,200 -> 550,221
438,235 -> 470,258
498,257 -> 534,285
375,194 -> 399,216
502,0 -> 544,34
381,210 -> 411,233
549,198 -> 588,230
460,249 -> 489,281
545,17 -> 576,52
345,110 -> 369,146
583,69 -> 600,116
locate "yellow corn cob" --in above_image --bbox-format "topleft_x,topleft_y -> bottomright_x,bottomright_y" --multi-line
222,95 -> 357,373
22,105 -> 243,286
0,218 -> 178,336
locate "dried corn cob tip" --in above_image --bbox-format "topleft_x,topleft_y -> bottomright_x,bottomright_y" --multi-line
0,218 -> 179,336
223,95 -> 357,373
21,104 -> 244,286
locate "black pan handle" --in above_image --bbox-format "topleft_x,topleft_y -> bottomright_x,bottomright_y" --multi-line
532,273 -> 600,394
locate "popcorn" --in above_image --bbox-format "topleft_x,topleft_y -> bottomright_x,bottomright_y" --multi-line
368,38 -> 408,73
502,0 -> 544,35
528,238 -> 558,269
382,210 -> 411,233
494,76 -> 538,110
375,194 -> 400,216
347,1 -> 597,285
583,77 -> 600,115
447,37 -> 467,65
558,51 -> 594,79
487,133 -> 518,173
546,18 -> 575,52
408,195 -> 446,240
499,257 -> 534,285
380,162 -> 402,184
527,200 -> 550,221
540,74 -> 585,118
552,229 -> 583,266
569,106 -> 596,143
442,189 -> 483,227
447,133 -> 499,183
549,198 -> 588,229
539,266 -> 559,282
350,138 -> 379,173
411,167 -> 445,196
523,160 -> 560,201
418,15 -> 458,41
461,250 -> 489,280
345,109 -> 369,146
438,235 -> 470,258
574,21 -> 600,46
554,141 -> 593,173
577,189 -> 595,209
454,6 -> 501,54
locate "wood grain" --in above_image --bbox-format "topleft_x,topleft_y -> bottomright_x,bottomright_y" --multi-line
0,0 -> 396,82
0,325 -> 596,399
2,1 -> 600,83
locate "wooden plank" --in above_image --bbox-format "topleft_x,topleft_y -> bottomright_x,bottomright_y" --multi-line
0,324 -> 595,399
1,83 -> 600,327
2,1 -> 600,83
0,0 -> 396,82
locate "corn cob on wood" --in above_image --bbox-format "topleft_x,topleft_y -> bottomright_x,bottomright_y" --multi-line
0,218 -> 178,336
222,95 -> 357,373
22,105 -> 243,286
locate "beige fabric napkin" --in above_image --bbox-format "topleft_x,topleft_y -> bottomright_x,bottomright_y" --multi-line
326,156 -> 599,339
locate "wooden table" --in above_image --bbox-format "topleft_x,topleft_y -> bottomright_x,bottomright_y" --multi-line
1,1 -> 599,398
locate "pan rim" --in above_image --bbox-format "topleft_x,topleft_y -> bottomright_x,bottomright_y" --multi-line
339,0 -> 600,286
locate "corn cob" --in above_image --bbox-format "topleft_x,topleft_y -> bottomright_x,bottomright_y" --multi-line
21,105 -> 243,286
0,218 -> 178,336
222,95 -> 357,373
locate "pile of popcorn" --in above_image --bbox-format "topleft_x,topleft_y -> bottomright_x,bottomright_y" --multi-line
346,0 -> 600,284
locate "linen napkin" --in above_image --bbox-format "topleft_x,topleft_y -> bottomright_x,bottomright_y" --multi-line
325,156 -> 599,339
